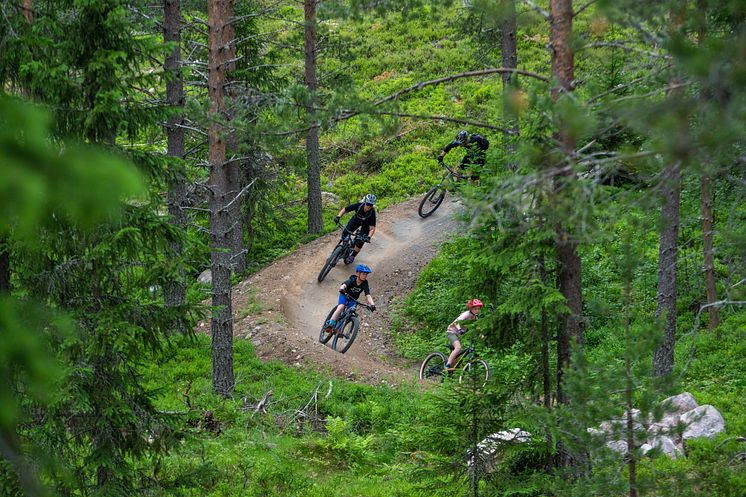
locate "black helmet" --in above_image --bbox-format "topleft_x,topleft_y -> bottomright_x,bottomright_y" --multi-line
455,130 -> 468,144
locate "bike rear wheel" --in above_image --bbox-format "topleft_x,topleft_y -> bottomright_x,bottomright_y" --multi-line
319,307 -> 336,344
418,184 -> 447,218
318,245 -> 343,282
458,359 -> 490,388
419,352 -> 447,381
332,316 -> 359,353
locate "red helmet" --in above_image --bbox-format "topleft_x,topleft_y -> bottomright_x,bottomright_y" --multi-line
467,298 -> 483,310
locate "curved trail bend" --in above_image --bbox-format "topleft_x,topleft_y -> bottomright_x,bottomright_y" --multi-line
219,197 -> 461,385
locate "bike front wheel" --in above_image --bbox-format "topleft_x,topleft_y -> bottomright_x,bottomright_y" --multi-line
458,359 -> 490,388
318,245 -> 343,282
418,184 -> 447,218
332,316 -> 359,353
319,307 -> 336,344
419,352 -> 447,381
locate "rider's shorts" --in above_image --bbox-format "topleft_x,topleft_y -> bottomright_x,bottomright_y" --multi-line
337,294 -> 358,309
447,331 -> 463,346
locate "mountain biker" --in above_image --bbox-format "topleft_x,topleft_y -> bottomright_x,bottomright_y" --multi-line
334,193 -> 377,265
446,298 -> 483,371
324,264 -> 377,332
437,129 -> 489,181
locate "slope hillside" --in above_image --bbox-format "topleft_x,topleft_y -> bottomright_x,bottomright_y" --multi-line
204,197 -> 462,384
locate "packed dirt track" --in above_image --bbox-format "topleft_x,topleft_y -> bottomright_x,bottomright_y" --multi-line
203,197 -> 462,386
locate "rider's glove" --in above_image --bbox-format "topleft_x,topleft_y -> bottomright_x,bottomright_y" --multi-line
339,289 -> 346,295
370,305 -> 376,312
437,155 -> 444,164
333,216 -> 340,224
459,327 -> 468,335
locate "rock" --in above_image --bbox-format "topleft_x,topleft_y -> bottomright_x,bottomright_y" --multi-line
681,405 -> 725,441
606,439 -> 629,455
321,192 -> 340,206
649,436 -> 683,459
467,429 -> 532,473
663,392 -> 699,415
197,269 -> 212,284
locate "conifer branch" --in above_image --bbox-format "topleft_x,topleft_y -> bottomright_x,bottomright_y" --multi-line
368,111 -> 519,135
521,0 -> 550,20
573,0 -> 598,17
580,41 -> 670,59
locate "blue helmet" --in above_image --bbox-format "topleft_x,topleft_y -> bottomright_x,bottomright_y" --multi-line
455,129 -> 469,144
363,193 -> 377,205
355,263 -> 372,274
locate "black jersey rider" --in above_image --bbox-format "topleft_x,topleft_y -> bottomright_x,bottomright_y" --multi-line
334,193 -> 377,265
437,129 -> 489,180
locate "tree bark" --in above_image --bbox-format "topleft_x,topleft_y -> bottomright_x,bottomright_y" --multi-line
501,0 -> 519,171
695,3 -> 718,332
163,0 -> 188,326
549,0 -> 584,402
224,6 -> 246,274
208,0 -> 235,397
653,162 -> 680,376
304,0 -> 323,234
701,173 -> 718,330
550,0 -> 585,472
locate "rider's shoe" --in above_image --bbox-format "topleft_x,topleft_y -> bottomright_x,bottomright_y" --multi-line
344,254 -> 355,264
324,326 -> 333,334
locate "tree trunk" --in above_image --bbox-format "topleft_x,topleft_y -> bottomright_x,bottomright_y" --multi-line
208,0 -> 235,397
539,255 -> 552,471
224,8 -> 246,274
653,162 -> 680,376
304,0 -> 323,234
163,0 -> 188,326
550,0 -> 585,472
701,173 -> 718,330
695,5 -> 718,332
501,0 -> 519,171
0,236 -> 9,295
549,0 -> 584,401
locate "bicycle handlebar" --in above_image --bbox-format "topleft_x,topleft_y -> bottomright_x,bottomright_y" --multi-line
339,292 -> 375,311
335,221 -> 371,243
438,160 -> 466,180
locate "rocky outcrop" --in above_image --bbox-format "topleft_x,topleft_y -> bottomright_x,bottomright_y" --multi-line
468,428 -> 532,473
595,392 -> 725,460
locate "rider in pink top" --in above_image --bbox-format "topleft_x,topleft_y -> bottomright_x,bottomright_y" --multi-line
446,299 -> 483,370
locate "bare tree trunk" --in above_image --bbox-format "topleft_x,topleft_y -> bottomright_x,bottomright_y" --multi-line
695,4 -> 718,332
550,0 -> 584,399
550,0 -> 585,472
501,0 -> 519,171
224,9 -> 246,274
208,0 -> 235,397
653,162 -> 680,376
304,0 -> 323,234
701,173 -> 718,330
163,0 -> 188,325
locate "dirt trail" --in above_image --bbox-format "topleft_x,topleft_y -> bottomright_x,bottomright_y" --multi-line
217,197 -> 461,385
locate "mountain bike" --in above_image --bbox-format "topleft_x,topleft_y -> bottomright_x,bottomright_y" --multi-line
317,221 -> 371,283
319,294 -> 374,353
418,342 -> 490,387
418,160 -> 466,218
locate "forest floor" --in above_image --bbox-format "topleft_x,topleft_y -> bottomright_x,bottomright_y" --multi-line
195,197 -> 462,386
